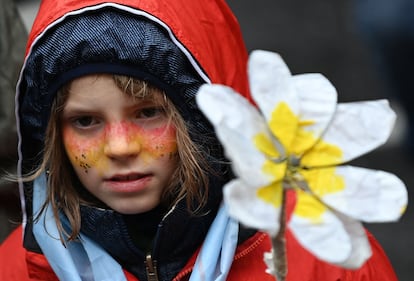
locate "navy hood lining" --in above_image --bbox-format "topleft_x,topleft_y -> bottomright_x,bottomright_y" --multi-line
19,8 -> 208,150
44,62 -> 193,123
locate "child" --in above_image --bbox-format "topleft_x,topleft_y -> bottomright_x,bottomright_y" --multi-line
0,0 -> 400,280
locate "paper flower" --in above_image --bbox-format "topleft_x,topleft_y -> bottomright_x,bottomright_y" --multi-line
196,50 -> 407,270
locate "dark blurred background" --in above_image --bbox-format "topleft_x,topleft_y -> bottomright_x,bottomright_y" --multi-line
2,1 -> 413,280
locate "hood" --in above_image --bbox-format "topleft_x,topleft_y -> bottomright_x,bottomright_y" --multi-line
16,0 -> 251,256
22,0 -> 250,92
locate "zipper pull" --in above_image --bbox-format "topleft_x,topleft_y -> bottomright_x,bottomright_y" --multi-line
145,253 -> 159,281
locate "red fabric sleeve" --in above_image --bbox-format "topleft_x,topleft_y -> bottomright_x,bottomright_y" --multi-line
285,228 -> 398,281
222,229 -> 398,281
350,231 -> 399,281
284,190 -> 398,281
220,189 -> 399,281
1,226 -> 139,281
0,226 -> 32,281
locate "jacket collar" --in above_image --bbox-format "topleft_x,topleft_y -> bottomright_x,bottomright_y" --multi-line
78,199 -> 220,280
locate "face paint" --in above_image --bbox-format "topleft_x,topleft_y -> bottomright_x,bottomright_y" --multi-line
61,74 -> 179,214
74,154 -> 91,173
64,120 -> 177,170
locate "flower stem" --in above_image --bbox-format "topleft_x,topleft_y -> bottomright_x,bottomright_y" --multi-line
271,188 -> 287,281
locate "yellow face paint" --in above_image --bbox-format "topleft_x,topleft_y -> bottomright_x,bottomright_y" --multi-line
64,121 -> 177,174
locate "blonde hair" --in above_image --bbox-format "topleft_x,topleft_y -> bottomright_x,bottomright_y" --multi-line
32,74 -> 210,241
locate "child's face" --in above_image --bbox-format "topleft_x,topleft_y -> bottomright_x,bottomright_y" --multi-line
61,74 -> 178,214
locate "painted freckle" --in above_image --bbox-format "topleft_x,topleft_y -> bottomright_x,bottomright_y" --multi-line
75,155 -> 91,173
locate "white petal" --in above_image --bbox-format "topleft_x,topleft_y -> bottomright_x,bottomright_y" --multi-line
319,166 -> 408,222
331,210 -> 372,269
289,206 -> 352,264
224,179 -> 281,236
289,192 -> 371,268
248,50 -> 300,124
290,74 -> 337,154
304,100 -> 396,166
196,84 -> 275,187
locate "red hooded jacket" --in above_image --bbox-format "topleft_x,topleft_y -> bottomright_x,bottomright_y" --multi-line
1,191 -> 398,280
0,0 -> 399,280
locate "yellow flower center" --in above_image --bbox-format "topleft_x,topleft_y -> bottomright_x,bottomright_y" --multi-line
254,102 -> 345,221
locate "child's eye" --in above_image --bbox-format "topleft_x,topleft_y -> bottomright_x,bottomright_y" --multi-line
72,116 -> 100,128
136,107 -> 165,119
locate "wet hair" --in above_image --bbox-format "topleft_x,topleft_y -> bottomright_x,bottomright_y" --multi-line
32,74 -> 210,241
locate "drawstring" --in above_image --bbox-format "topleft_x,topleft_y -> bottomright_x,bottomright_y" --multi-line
189,203 -> 239,281
32,172 -> 127,281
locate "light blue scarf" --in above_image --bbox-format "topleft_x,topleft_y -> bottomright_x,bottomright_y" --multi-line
32,172 -> 239,281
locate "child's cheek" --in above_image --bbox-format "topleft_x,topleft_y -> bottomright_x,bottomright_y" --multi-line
62,127 -> 107,174
141,124 -> 178,159
62,123 -> 177,173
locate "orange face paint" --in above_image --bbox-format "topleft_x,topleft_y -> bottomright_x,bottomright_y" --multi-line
63,121 -> 177,175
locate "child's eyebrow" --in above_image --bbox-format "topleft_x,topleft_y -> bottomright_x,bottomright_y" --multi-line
61,108 -> 97,119
130,96 -> 165,106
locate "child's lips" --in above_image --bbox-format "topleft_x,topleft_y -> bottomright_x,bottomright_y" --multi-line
104,173 -> 152,193
109,173 -> 146,181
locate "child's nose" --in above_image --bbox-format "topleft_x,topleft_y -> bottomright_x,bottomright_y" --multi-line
103,124 -> 141,159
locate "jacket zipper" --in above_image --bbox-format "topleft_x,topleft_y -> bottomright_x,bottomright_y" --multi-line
145,253 -> 159,281
144,207 -> 170,281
